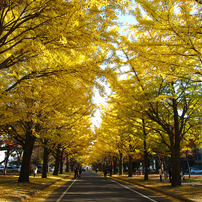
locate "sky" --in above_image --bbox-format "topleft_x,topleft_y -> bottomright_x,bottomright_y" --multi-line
91,83 -> 111,128
91,11 -> 137,129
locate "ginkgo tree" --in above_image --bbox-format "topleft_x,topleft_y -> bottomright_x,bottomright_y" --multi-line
0,71 -> 95,182
0,0 -> 130,183
109,0 -> 202,187
88,102 -> 144,176
0,0 -> 129,93
38,85 -> 94,178
105,91 -> 161,179
50,116 -> 94,176
108,59 -> 201,186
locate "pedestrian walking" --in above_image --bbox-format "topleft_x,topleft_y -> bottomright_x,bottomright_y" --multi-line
181,168 -> 185,182
104,168 -> 107,177
109,168 -> 112,176
33,165 -> 38,177
79,167 -> 82,177
159,168 -> 163,181
164,170 -> 168,182
74,167 -> 79,179
96,168 -> 99,173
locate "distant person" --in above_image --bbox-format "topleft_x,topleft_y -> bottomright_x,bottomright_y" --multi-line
79,167 -> 82,177
33,165 -> 38,177
109,168 -> 112,176
181,168 -> 185,182
104,168 -> 107,177
74,167 -> 79,179
164,170 -> 168,181
159,168 -> 163,181
96,168 -> 99,173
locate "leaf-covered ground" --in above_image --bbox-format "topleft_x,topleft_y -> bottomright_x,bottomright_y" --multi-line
0,172 -> 74,201
112,174 -> 202,202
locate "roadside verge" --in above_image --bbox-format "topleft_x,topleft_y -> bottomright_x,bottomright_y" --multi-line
0,173 -> 74,201
111,175 -> 201,202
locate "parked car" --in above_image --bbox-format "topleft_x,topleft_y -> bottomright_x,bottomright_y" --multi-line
0,165 -> 5,172
49,167 -> 54,172
184,167 -> 202,174
5,166 -> 19,173
15,165 -> 21,172
0,165 -> 20,173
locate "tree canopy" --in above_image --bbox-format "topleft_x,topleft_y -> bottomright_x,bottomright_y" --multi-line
0,0 -> 201,187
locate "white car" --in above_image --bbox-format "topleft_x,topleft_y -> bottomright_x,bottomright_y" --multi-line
184,167 -> 202,174
49,167 -> 54,172
189,167 -> 202,174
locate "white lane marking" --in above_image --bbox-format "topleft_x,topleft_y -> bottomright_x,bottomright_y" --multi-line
56,178 -> 77,202
110,179 -> 158,202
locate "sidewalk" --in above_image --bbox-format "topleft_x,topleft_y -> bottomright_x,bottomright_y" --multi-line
0,173 -> 74,201
147,174 -> 202,186
111,174 -> 202,202
19,174 -> 74,202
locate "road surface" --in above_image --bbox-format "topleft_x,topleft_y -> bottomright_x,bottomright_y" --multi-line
45,171 -> 172,202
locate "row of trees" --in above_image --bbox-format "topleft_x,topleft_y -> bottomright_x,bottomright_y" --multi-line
0,0 -> 128,182
88,0 -> 202,187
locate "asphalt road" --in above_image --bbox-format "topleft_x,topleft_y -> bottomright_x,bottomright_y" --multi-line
45,171 -> 172,202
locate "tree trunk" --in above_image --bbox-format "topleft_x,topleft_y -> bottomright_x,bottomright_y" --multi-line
109,160 -> 113,176
70,158 -> 75,171
144,140 -> 149,180
142,118 -> 149,180
17,151 -> 23,166
113,158 -> 118,174
59,151 -> 63,174
186,152 -> 191,178
53,146 -> 60,175
42,146 -> 49,178
3,151 -> 9,175
171,144 -> 181,186
18,130 -> 36,182
128,155 -> 133,177
65,155 -> 69,172
171,99 -> 181,187
119,152 -> 123,175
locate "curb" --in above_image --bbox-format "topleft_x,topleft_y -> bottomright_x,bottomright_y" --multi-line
112,177 -> 195,202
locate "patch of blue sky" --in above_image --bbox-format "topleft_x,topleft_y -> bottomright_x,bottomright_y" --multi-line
91,8 -> 138,128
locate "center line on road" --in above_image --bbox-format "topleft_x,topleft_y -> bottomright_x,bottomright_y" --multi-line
110,179 -> 158,202
56,178 -> 77,202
